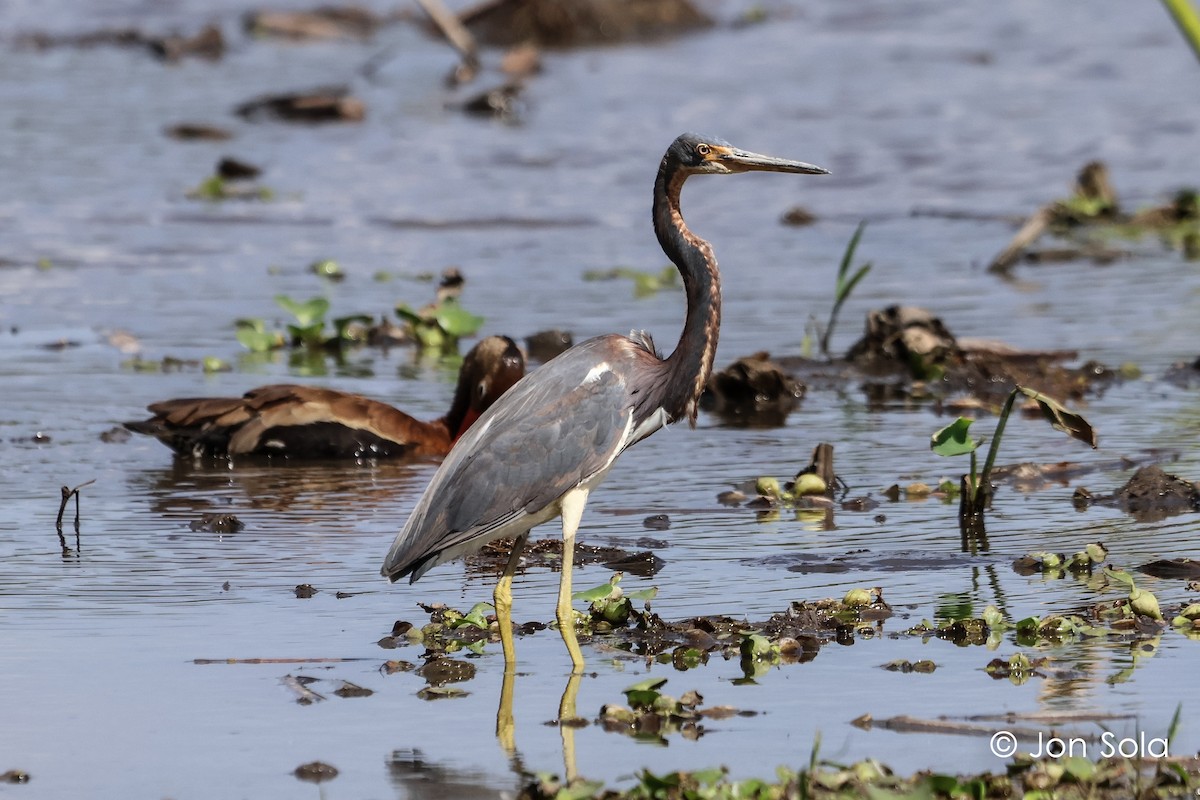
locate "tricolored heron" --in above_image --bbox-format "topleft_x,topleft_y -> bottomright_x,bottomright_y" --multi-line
126,336 -> 524,459
381,133 -> 827,670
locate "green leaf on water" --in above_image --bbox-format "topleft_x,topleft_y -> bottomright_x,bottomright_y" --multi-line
286,322 -> 327,347
275,295 -> 329,327
434,301 -> 484,337
982,605 -> 1006,629
623,677 -> 668,710
740,632 -> 775,660
235,324 -> 283,352
572,581 -> 617,603
931,417 -> 979,457
309,259 -> 344,280
626,587 -> 659,603
1103,567 -> 1135,587
333,314 -> 372,341
459,602 -> 492,629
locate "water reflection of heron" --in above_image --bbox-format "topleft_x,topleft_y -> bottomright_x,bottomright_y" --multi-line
382,134 -> 827,671
125,336 -> 525,460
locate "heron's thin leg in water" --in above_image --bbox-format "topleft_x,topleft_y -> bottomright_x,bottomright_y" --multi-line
556,488 -> 588,672
494,531 -> 529,666
558,672 -> 582,783
496,666 -> 518,758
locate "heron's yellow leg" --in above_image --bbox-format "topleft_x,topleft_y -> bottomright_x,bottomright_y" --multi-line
557,488 -> 589,673
493,532 -> 529,667
496,666 -> 517,757
558,671 -> 582,783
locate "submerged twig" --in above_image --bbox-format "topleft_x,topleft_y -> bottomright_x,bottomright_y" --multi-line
55,478 -> 95,555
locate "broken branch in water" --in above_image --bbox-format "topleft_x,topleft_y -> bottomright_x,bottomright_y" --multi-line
55,478 -> 95,554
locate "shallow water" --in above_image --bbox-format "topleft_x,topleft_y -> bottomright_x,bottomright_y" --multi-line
3,1 -> 1200,796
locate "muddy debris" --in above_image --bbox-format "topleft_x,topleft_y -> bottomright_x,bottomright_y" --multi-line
642,514 -> 670,530
596,679 -> 745,744
780,205 -> 818,226
1012,542 -> 1107,576
164,123 -> 234,141
459,0 -> 712,48
417,656 -> 477,686
524,329 -> 573,362
1074,465 -> 1200,522
243,6 -> 392,40
293,761 -> 338,783
99,426 -> 132,444
16,23 -> 225,61
518,752 -> 1200,800
189,513 -> 245,533
700,351 -> 804,427
393,589 -> 890,670
365,316 -> 411,347
989,161 -> 1200,272
1139,558 -> 1200,581
469,535 -> 668,577
235,86 -> 366,123
455,82 -> 524,121
880,659 -> 936,673
1164,354 -> 1200,387
149,24 -> 226,61
839,304 -> 1120,406
333,680 -> 374,698
984,653 -> 1051,681
217,157 -> 262,180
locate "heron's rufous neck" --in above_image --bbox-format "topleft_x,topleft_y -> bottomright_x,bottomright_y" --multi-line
652,163 -> 721,427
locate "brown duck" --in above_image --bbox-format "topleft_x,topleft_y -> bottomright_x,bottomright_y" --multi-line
125,336 -> 525,459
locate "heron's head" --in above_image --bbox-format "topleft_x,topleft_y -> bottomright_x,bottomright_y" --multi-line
669,132 -> 828,177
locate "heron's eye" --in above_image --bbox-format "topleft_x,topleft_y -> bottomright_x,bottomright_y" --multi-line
695,143 -> 711,157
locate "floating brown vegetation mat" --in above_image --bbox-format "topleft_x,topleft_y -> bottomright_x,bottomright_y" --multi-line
458,0 -> 712,47
989,160 -> 1200,273
1074,465 -> 1200,522
243,6 -> 395,40
234,85 -> 366,123
15,24 -> 225,61
701,351 -> 805,427
843,305 -> 1127,406
466,535 -> 668,578
770,304 -> 1129,412
519,751 -> 1200,799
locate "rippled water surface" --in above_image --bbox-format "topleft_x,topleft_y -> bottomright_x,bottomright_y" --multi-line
3,1 -> 1200,797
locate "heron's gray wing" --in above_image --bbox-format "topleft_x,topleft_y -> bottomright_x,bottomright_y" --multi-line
382,337 -> 640,581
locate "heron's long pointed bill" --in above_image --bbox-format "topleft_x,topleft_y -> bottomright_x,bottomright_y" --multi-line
722,148 -> 829,175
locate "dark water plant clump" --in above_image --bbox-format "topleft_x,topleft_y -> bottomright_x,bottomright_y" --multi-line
989,160 -> 1200,272
1074,465 -> 1200,522
517,750 -> 1200,799
700,351 -> 804,426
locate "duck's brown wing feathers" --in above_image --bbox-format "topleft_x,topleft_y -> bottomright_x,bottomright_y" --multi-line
126,385 -> 452,459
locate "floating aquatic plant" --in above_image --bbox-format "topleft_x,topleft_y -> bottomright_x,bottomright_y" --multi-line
395,297 -> 484,352
582,265 -> 679,297
235,294 -> 373,353
813,221 -> 872,360
931,385 -> 1097,523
